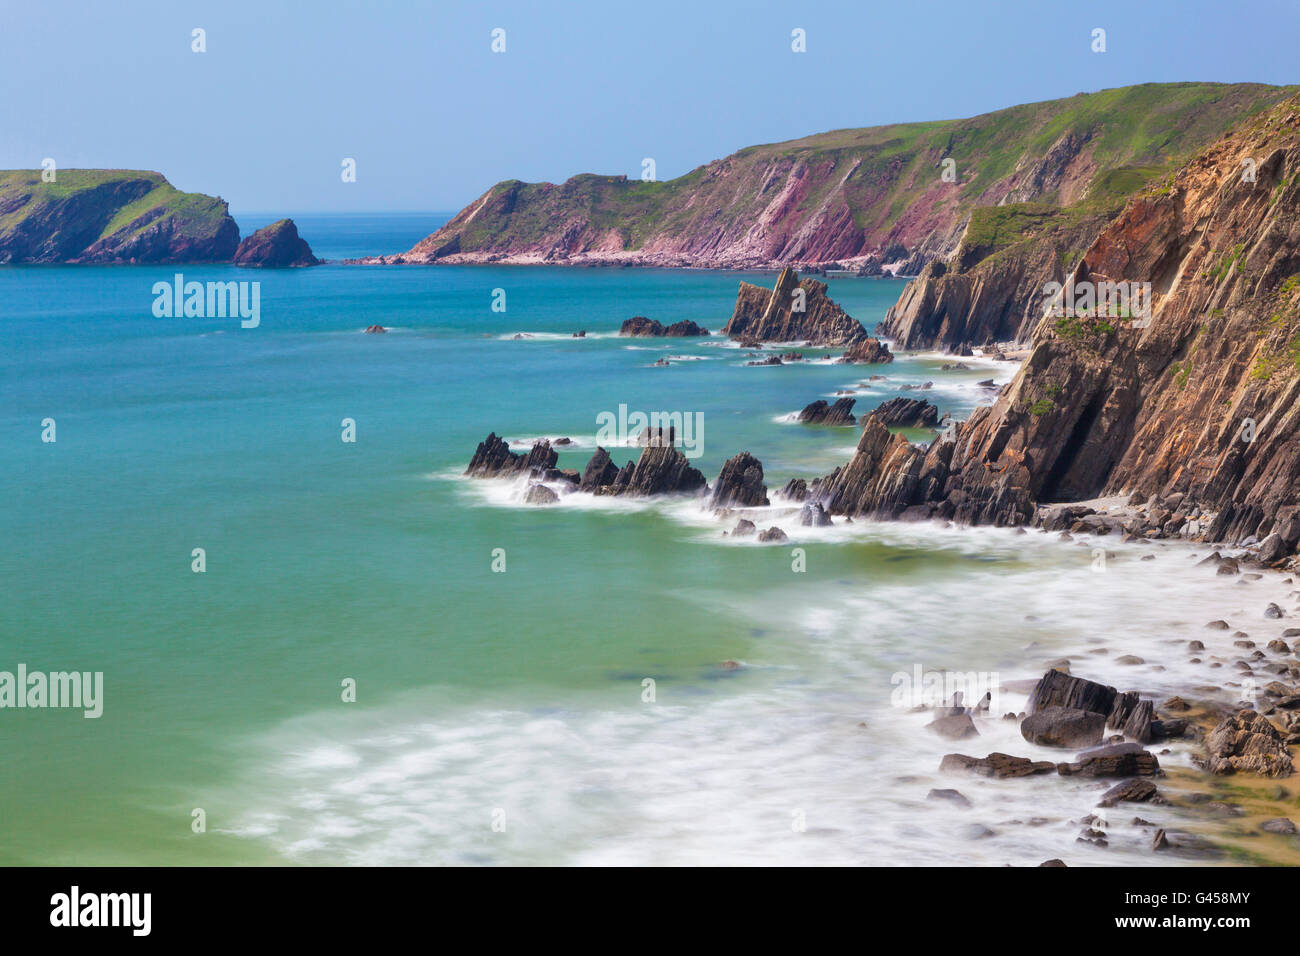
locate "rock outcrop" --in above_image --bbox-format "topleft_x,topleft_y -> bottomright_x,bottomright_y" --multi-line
582,444 -> 707,497
232,218 -> 320,267
619,317 -> 709,336
872,398 -> 940,428
710,452 -> 769,508
1196,710 -> 1294,777
798,398 -> 856,425
466,433 -> 558,478
838,338 -> 894,364
723,267 -> 868,345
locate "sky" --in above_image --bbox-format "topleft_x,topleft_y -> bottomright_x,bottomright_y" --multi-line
2,0 -> 1297,214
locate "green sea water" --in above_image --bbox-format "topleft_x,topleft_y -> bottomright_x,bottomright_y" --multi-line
0,214 -> 1282,866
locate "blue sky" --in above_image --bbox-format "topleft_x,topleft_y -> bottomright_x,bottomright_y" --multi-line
3,0 -> 1296,213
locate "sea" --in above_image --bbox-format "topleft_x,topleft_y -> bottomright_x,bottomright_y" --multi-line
0,212 -> 1292,866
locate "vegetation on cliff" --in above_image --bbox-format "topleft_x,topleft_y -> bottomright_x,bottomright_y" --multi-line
0,169 -> 240,264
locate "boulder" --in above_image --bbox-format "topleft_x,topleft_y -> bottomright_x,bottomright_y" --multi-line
731,518 -> 757,537
1098,778 -> 1164,807
1020,707 -> 1105,748
1027,670 -> 1117,719
927,713 -> 979,740
757,526 -> 788,543
523,483 -> 559,505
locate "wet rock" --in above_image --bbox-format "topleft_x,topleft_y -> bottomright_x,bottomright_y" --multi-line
523,483 -> 559,505
839,337 -> 894,364
711,452 -> 769,509
1020,707 -> 1105,748
1027,670 -> 1117,719
731,518 -> 756,537
467,433 -> 558,478
1123,700 -> 1156,744
578,447 -> 620,491
799,502 -> 832,527
757,527 -> 788,543
798,397 -> 857,426
928,713 -> 979,740
1268,639 -> 1292,654
1115,655 -> 1145,666
619,317 -> 709,337
724,267 -> 869,346
1205,621 -> 1231,630
1058,742 -> 1160,777
940,752 -> 1056,778
1266,602 -> 1286,619
588,444 -> 707,497
1152,829 -> 1170,851
1196,709 -> 1294,777
781,478 -> 808,502
1039,859 -> 1067,867
927,788 -> 972,808
1099,778 -> 1165,807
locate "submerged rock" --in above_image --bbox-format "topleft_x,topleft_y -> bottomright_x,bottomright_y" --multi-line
757,527 -> 788,543
939,752 -> 1056,778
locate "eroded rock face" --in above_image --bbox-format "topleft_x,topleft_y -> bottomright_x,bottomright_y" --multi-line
232,218 -> 319,267
872,397 -> 939,428
711,452 -> 769,508
1197,710 -> 1294,777
798,398 -> 856,425
804,95 -> 1300,553
1057,742 -> 1160,777
723,267 -> 868,346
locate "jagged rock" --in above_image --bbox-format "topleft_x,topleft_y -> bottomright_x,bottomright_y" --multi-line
731,518 -> 756,537
723,267 -> 868,346
781,478 -> 808,501
523,483 -> 559,505
1020,707 -> 1105,748
578,446 -> 620,491
839,337 -> 894,364
872,397 -> 940,428
757,526 -> 788,543
711,452 -> 769,508
363,325 -> 386,333
1027,670 -> 1117,719
798,398 -> 856,425
466,433 -> 557,478
928,713 -> 979,739
799,502 -> 832,527
940,752 -> 1056,778
1058,742 -> 1160,777
619,317 -> 709,336
595,445 -> 706,497
1196,709 -> 1294,777
233,218 -> 320,267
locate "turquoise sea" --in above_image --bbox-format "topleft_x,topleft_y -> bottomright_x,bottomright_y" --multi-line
0,213 -> 1285,866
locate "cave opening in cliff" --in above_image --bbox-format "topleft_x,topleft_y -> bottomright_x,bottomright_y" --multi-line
1038,390 -> 1110,503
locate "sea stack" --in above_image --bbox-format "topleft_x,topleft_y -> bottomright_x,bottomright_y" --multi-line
233,218 -> 320,267
722,266 -> 870,346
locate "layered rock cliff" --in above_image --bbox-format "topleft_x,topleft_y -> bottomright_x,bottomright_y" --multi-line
813,92 -> 1300,556
0,170 -> 240,263
361,83 -> 1293,273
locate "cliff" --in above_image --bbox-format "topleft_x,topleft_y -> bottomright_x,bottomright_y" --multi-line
813,92 -> 1300,556
0,170 -> 240,263
362,83 -> 1294,272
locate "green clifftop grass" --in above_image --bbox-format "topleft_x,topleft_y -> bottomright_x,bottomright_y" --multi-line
0,169 -> 238,263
